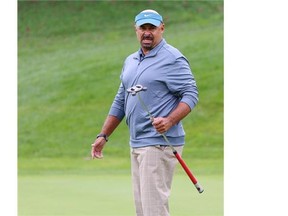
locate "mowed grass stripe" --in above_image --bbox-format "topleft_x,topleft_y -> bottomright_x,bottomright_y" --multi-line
18,174 -> 223,216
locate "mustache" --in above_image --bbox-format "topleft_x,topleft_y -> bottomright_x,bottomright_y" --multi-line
142,34 -> 154,40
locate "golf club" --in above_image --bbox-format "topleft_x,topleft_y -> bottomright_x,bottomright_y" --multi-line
127,84 -> 204,194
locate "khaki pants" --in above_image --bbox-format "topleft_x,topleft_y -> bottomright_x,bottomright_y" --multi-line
131,145 -> 183,216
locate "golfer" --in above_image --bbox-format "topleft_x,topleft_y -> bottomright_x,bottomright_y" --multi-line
91,9 -> 198,216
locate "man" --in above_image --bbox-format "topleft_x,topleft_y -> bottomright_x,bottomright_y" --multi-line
91,9 -> 198,216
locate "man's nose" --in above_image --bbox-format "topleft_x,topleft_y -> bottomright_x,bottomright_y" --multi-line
143,32 -> 152,37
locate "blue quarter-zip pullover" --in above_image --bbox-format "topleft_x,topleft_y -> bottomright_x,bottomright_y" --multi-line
109,39 -> 198,148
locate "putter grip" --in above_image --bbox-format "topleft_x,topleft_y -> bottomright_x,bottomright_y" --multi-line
174,151 -> 204,193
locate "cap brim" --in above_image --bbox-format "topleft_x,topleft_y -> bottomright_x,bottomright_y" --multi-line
135,19 -> 161,27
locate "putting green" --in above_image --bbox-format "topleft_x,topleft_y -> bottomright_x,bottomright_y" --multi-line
18,174 -> 223,215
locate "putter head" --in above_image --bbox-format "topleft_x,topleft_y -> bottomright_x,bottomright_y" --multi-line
127,84 -> 147,96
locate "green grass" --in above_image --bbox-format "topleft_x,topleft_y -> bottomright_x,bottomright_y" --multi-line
18,1 -> 223,215
18,174 -> 223,216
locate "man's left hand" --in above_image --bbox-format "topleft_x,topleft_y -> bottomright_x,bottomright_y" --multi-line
152,117 -> 173,134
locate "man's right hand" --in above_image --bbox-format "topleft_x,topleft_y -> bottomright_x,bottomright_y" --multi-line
91,137 -> 106,159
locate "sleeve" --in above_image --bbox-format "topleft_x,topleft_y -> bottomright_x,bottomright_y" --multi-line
166,56 -> 199,110
108,82 -> 126,121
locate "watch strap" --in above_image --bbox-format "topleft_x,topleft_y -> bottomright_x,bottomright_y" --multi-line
97,133 -> 108,142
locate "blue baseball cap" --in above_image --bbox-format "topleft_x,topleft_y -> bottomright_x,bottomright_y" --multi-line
135,9 -> 163,27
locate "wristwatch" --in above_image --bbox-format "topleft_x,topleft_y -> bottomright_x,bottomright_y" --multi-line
96,133 -> 108,142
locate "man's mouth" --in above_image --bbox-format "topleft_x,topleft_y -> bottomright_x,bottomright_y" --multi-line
142,39 -> 152,43
142,35 -> 153,42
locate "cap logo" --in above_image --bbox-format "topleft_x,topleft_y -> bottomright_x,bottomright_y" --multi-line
135,9 -> 163,27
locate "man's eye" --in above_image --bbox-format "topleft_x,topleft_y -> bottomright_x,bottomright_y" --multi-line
140,27 -> 156,31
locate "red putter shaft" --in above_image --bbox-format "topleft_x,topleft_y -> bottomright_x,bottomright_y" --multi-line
160,132 -> 204,194
173,150 -> 204,193
173,151 -> 197,184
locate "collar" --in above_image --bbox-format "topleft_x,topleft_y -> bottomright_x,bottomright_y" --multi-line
135,39 -> 166,60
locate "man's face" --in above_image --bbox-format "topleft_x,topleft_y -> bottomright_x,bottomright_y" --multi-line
135,23 -> 165,54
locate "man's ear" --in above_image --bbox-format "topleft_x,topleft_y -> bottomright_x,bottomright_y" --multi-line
161,23 -> 165,33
